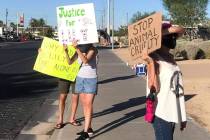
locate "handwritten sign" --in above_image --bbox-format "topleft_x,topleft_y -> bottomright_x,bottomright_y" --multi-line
56,3 -> 98,45
33,37 -> 80,81
128,12 -> 162,62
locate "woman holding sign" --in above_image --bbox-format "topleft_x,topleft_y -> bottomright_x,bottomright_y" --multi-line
38,47 -> 81,129
143,22 -> 187,140
71,42 -> 98,140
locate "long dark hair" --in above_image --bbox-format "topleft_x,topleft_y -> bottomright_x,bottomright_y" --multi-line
77,43 -> 93,53
150,49 -> 177,65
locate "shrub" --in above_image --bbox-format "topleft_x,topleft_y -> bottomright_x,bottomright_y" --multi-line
184,42 -> 200,60
196,49 -> 205,59
205,50 -> 210,59
174,39 -> 210,60
180,50 -> 188,59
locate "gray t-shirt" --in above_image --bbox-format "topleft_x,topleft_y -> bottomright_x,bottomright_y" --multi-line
77,56 -> 97,78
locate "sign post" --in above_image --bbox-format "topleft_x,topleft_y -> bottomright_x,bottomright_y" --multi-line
128,12 -> 162,64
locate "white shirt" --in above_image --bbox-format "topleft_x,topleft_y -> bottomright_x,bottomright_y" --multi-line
146,60 -> 187,123
77,56 -> 97,78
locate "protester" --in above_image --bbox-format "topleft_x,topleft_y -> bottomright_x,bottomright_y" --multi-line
55,79 -> 81,129
54,45 -> 82,129
71,42 -> 98,140
38,47 -> 81,129
143,22 -> 187,140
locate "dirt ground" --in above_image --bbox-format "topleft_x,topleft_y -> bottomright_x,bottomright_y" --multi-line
113,47 -> 210,132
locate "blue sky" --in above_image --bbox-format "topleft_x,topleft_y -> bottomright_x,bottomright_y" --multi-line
0,0 -> 210,29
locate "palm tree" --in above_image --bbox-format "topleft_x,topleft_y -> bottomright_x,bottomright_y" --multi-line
39,18 -> 46,27
10,22 -> 16,30
29,18 -> 38,27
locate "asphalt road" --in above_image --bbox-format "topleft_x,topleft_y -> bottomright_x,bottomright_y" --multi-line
0,41 -> 58,139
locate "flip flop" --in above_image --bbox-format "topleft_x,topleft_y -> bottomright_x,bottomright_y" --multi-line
68,120 -> 82,126
54,123 -> 65,129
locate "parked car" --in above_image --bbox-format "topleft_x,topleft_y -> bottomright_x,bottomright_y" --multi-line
34,36 -> 42,41
0,36 -> 6,42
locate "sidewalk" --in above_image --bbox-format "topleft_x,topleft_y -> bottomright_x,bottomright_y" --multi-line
16,48 -> 210,140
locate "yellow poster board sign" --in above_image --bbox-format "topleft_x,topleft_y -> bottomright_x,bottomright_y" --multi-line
33,37 -> 80,81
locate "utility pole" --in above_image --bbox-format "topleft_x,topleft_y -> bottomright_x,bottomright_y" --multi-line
101,14 -> 104,29
6,9 -> 8,29
126,12 -> 129,44
17,13 -> 19,37
111,0 -> 114,50
107,0 -> 110,35
126,12 -> 129,26
101,9 -> 105,29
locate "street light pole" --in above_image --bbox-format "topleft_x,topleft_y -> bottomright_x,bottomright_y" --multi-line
6,9 -> 8,30
17,13 -> 19,37
111,0 -> 114,50
107,0 -> 110,35
102,9 -> 105,29
126,12 -> 129,27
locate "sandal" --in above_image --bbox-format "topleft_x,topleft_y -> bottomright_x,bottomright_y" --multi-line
68,120 -> 82,126
54,123 -> 65,129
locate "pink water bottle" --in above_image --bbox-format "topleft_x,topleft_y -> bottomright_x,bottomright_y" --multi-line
144,90 -> 155,123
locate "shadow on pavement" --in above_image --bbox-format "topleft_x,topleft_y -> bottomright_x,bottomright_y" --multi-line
0,72 -> 57,99
0,72 -> 57,139
91,94 -> 196,138
98,74 -> 136,84
78,94 -> 196,138
92,108 -> 145,139
77,96 -> 146,122
77,96 -> 146,138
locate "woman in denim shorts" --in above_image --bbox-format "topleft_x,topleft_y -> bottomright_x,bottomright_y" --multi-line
73,42 -> 98,140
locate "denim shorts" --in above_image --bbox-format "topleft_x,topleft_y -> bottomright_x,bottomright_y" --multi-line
75,77 -> 97,94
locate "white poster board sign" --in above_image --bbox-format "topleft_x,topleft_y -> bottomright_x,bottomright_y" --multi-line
56,3 -> 98,45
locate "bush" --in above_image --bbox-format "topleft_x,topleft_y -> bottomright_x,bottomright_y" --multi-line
175,39 -> 210,60
180,50 -> 188,59
205,50 -> 210,59
184,43 -> 200,60
196,49 -> 205,59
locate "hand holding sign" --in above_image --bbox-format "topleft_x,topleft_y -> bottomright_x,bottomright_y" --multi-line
142,49 -> 153,65
71,39 -> 79,49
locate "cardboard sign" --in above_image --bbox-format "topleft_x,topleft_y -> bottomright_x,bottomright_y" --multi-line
56,3 -> 98,45
33,37 -> 80,81
128,12 -> 162,62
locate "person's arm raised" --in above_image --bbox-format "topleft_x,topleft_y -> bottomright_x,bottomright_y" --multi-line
76,46 -> 97,64
142,51 -> 160,93
63,44 -> 77,65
